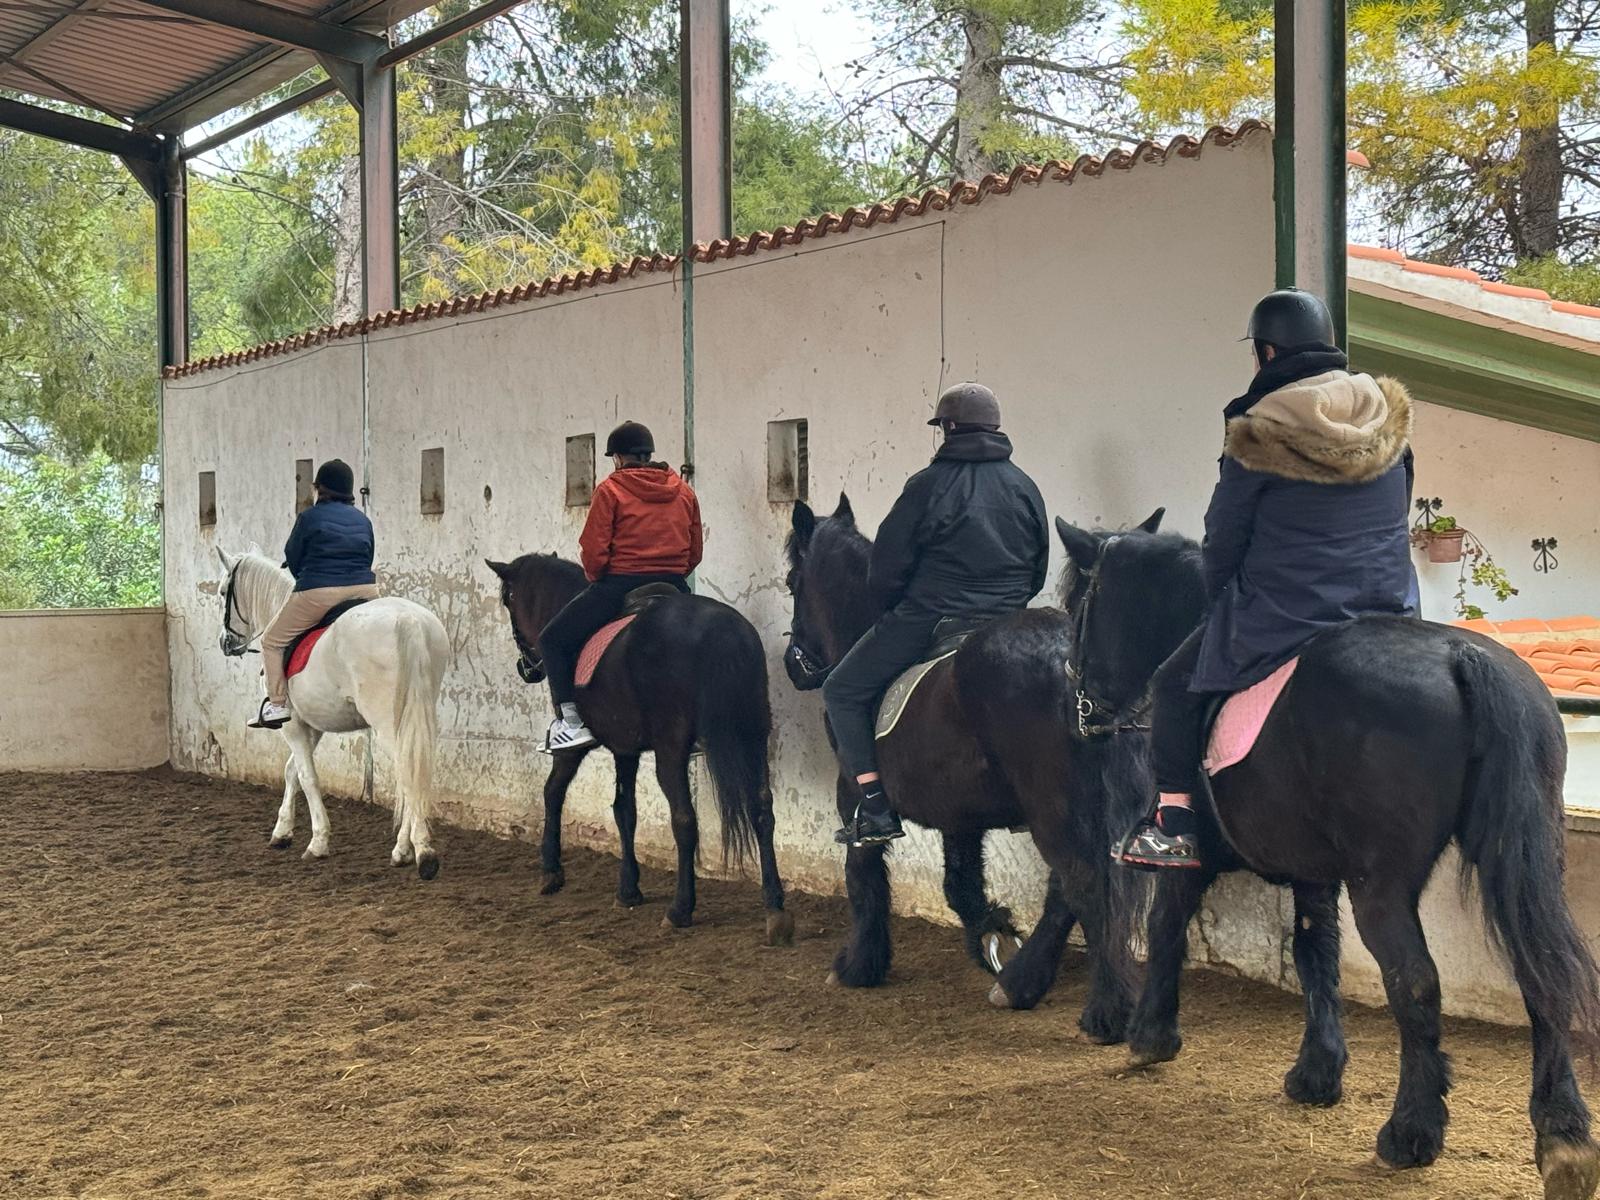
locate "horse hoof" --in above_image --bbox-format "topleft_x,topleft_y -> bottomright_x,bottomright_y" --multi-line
269,836 -> 293,850
303,845 -> 330,861
416,851 -> 440,881
1376,1116 -> 1443,1169
390,850 -> 414,867
614,893 -> 646,909
988,982 -> 1011,1009
1539,1137 -> 1600,1200
1127,1035 -> 1181,1070
826,970 -> 840,987
981,932 -> 1024,975
539,871 -> 565,896
765,911 -> 796,947
661,912 -> 692,930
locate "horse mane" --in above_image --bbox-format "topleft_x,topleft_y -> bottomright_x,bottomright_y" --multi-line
508,552 -> 586,589
235,551 -> 293,623
1057,528 -> 1202,607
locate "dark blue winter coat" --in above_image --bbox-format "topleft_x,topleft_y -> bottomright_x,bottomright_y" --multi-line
283,499 -> 376,593
1192,359 -> 1418,694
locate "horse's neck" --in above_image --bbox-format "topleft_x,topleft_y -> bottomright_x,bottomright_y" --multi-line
243,559 -> 293,625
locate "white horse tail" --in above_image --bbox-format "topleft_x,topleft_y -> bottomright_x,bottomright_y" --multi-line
394,611 -> 441,880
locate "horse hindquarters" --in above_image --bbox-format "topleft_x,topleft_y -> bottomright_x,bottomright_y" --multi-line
1453,643 -> 1600,1196
372,611 -> 447,880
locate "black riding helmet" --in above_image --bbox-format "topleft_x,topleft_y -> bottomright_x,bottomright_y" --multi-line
605,421 -> 655,458
314,458 -> 356,500
1244,288 -> 1335,350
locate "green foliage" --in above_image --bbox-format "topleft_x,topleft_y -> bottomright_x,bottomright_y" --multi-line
1506,257 -> 1600,306
0,454 -> 161,609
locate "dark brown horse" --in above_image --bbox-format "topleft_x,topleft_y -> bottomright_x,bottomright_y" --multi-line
784,496 -> 1175,1039
1054,520 -> 1600,1199
486,554 -> 793,946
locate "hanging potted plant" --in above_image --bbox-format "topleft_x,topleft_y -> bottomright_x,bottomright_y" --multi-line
1410,499 -> 1519,620
1411,498 -> 1466,563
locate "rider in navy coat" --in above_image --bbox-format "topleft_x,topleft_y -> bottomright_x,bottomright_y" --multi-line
1118,289 -> 1419,869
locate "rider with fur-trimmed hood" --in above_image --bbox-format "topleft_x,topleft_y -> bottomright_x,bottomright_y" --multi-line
1118,288 -> 1418,870
825,382 -> 1049,848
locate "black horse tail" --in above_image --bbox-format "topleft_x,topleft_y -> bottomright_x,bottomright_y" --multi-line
1454,641 -> 1600,1062
695,614 -> 767,866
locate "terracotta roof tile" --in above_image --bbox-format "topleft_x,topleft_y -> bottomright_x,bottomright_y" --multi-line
1349,243 -> 1600,323
164,122 -> 1268,379
1454,617 -> 1600,699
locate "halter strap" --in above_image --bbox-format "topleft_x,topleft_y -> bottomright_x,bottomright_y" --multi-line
1063,537 -> 1152,740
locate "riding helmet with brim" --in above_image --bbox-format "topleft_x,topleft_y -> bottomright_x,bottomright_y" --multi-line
929,382 -> 1001,428
1244,288 -> 1335,349
605,421 -> 655,457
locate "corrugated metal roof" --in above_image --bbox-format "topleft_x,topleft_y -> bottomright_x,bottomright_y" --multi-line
0,0 -> 429,131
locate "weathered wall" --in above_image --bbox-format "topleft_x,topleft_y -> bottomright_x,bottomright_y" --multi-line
159,124 -> 1600,1025
163,342 -> 369,795
0,609 -> 168,771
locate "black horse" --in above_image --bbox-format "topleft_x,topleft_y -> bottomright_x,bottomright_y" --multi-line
1052,520 -> 1600,1199
485,554 -> 793,946
784,496 -> 1173,1039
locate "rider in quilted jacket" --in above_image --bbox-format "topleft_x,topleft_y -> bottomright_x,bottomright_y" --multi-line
539,421 -> 702,752
1116,289 -> 1418,870
824,383 -> 1049,847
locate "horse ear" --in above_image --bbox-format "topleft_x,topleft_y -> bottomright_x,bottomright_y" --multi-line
790,502 -> 816,547
485,558 -> 512,580
1137,507 -> 1166,535
1055,517 -> 1101,568
217,546 -> 235,571
833,493 -> 855,526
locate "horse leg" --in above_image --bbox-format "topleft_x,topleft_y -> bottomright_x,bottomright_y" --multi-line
1530,1008 -> 1600,1200
281,722 -> 329,859
1127,865 -> 1216,1067
270,754 -> 300,849
990,869 -> 1079,1012
539,749 -> 587,895
612,753 -> 645,908
655,748 -> 698,929
754,784 -> 794,947
831,775 -> 892,988
1349,882 -> 1450,1169
940,829 -> 1021,975
1284,881 -> 1349,1107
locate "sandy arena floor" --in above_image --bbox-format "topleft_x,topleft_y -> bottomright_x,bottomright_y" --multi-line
0,768 -> 1579,1198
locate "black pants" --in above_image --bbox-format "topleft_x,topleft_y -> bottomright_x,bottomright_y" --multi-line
1150,626 -> 1215,795
822,609 -> 942,780
539,573 -> 688,707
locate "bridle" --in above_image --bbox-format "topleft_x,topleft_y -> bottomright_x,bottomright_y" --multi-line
782,628 -> 833,691
220,566 -> 262,657
511,622 -> 545,684
1064,536 -> 1153,740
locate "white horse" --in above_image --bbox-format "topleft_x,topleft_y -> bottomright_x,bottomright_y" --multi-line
216,547 -> 451,879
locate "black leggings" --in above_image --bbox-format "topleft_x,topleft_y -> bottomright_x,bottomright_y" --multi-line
1149,626 -> 1215,795
538,574 -> 688,706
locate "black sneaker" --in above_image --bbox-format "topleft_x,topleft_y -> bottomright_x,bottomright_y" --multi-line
1114,819 -> 1203,871
834,805 -> 905,847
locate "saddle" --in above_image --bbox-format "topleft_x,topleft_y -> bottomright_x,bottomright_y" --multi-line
575,584 -> 683,688
873,617 -> 990,741
284,598 -> 371,679
1202,657 -> 1300,775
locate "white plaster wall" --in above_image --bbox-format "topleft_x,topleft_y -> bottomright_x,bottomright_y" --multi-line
163,343 -> 369,798
359,272 -> 685,849
1409,401 -> 1600,623
0,609 -> 169,771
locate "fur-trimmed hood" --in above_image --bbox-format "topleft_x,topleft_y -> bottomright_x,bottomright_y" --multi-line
1224,371 -> 1413,484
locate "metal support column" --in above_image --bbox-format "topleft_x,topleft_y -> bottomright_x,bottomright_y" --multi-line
1281,0 -> 1347,347
677,0 -> 732,492
358,59 -> 400,314
154,137 -> 189,369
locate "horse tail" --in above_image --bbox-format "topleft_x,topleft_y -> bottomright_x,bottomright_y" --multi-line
1453,641 -> 1600,1060
694,614 -> 766,866
393,611 -> 441,867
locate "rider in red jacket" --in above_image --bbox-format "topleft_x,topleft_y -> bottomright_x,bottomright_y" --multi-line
539,421 -> 702,752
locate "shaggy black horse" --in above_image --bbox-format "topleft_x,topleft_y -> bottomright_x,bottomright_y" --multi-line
1052,521 -> 1600,1200
784,496 -> 1170,1039
485,554 -> 793,946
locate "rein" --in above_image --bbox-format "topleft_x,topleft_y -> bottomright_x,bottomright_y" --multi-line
1064,538 -> 1153,740
511,622 -> 544,684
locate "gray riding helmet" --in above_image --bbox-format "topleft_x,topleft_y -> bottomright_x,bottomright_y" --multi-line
1244,288 -> 1335,349
929,382 -> 1001,427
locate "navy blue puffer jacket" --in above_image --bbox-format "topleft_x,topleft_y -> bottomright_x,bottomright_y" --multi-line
283,499 -> 376,592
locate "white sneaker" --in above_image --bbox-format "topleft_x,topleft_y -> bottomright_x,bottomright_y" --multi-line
544,716 -> 598,754
248,700 -> 292,730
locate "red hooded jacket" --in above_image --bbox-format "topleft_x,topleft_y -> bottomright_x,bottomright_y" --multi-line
579,464 -> 703,581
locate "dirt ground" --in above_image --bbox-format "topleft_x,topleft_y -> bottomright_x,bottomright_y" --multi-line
0,768 -> 1578,1199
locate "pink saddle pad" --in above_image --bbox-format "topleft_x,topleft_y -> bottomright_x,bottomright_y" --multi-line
1203,657 -> 1299,776
575,615 -> 637,688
